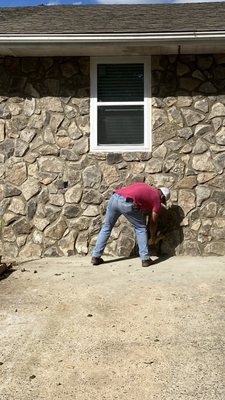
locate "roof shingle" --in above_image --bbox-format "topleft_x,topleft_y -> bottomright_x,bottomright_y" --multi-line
0,3 -> 225,35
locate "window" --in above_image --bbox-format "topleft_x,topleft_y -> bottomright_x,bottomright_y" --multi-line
90,57 -> 151,152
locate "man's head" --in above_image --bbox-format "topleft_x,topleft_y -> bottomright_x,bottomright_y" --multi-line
159,187 -> 170,205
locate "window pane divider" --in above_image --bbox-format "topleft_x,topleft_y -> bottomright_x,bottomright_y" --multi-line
97,101 -> 145,106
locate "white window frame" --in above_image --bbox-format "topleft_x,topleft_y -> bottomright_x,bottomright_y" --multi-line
90,56 -> 151,153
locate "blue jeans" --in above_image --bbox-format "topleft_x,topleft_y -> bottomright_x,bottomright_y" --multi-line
92,193 -> 150,260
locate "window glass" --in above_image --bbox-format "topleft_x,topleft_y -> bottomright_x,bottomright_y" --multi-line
97,64 -> 144,102
98,105 -> 144,145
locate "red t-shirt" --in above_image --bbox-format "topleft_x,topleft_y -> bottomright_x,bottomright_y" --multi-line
115,183 -> 161,213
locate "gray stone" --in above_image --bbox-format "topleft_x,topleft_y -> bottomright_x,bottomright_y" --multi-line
5,184 -> 21,197
122,153 -> 142,161
38,144 -> 59,156
0,138 -> 14,157
192,70 -> 205,81
28,112 -> 49,130
45,217 -> 67,240
89,216 -> 102,235
212,118 -> 222,132
61,62 -> 79,78
175,176 -> 197,189
177,127 -> 193,140
215,128 -> 225,145
60,149 -> 79,161
75,233 -> 89,255
43,246 -> 62,257
42,97 -> 63,112
82,189 -> 102,204
8,197 -> 26,215
192,139 -> 208,154
69,216 -> 90,231
5,160 -> 27,186
194,124 -> 211,136
68,121 -> 83,140
204,131 -> 216,144
13,218 -> 32,235
194,99 -> 209,113
211,226 -> 225,240
21,178 -> 40,201
27,198 -> 37,220
199,82 -> 217,94
65,105 -> 77,120
177,96 -> 192,107
30,135 -> 44,151
153,125 -> 176,146
56,135 -> 73,149
209,103 -> 225,119
165,140 -> 183,151
3,211 -> 18,225
76,115 -> 89,133
181,109 -> 205,126
181,144 -> 192,153
180,77 -> 200,91
177,62 -> 190,76
43,127 -> 55,144
116,234 -> 135,257
103,165 -> 119,185
195,185 -> 211,206
19,243 -> 42,260
65,186 -> 83,204
212,190 -> 225,205
145,158 -> 163,173
147,174 -> 175,187
33,217 -> 49,231
106,153 -> 123,165
63,205 -> 80,219
58,231 -> 76,256
32,230 -> 43,245
14,139 -> 29,157
152,143 -> 167,159
152,109 -> 167,129
178,190 -> 196,216
24,98 -> 36,117
82,205 -> 99,217
214,153 -> 225,172
49,114 -> 64,132
38,156 -> 64,173
3,241 -> 19,259
49,194 -> 65,207
167,106 -> 183,127
192,152 -> 215,172
73,137 -> 89,155
83,166 -> 102,188
0,103 -> 11,119
197,172 -> 217,184
2,226 -> 16,242
204,242 -> 225,256
0,120 -> 5,142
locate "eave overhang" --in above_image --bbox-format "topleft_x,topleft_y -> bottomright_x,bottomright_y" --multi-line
1,31 -> 225,57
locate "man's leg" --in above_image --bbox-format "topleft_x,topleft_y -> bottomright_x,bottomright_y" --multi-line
121,203 -> 153,265
92,194 -> 120,261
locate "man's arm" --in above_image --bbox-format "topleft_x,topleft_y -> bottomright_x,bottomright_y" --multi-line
148,211 -> 159,245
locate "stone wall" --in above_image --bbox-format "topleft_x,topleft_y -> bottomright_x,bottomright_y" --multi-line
0,55 -> 225,260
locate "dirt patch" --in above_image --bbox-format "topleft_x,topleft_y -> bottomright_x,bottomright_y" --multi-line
0,255 -> 225,400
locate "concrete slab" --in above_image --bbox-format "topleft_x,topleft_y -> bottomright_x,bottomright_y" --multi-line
0,255 -> 225,400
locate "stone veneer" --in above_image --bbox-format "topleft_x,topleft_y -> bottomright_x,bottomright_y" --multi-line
0,55 -> 225,260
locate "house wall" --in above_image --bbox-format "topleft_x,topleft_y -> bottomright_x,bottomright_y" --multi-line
0,55 -> 225,260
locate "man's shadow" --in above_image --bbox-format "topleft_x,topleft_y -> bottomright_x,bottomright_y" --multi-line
148,205 -> 185,258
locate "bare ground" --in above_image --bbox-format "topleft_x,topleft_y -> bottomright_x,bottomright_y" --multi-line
0,255 -> 225,400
